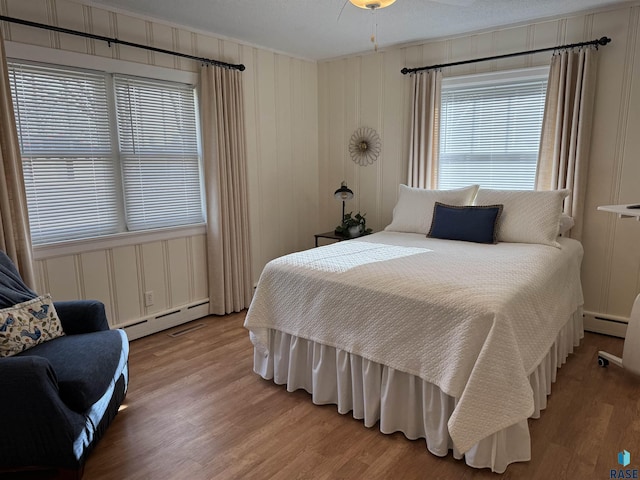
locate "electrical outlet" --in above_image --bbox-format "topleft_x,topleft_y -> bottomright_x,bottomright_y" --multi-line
144,291 -> 154,307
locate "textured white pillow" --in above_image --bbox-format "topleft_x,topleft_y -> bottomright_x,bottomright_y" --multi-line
385,184 -> 479,234
558,214 -> 575,236
474,189 -> 570,246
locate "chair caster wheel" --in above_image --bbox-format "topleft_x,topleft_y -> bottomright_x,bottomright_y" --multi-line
598,356 -> 609,367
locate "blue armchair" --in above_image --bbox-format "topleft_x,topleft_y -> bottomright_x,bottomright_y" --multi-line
0,252 -> 129,480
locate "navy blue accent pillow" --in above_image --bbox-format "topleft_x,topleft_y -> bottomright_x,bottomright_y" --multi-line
428,202 -> 504,244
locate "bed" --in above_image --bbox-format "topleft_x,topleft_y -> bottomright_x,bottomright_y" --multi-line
243,185 -> 584,473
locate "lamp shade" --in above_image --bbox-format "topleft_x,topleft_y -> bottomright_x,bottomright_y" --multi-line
334,182 -> 354,201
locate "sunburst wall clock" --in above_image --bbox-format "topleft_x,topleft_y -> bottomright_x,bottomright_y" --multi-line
349,127 -> 381,166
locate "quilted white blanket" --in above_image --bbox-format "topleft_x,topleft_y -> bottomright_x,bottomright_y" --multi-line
244,231 -> 584,454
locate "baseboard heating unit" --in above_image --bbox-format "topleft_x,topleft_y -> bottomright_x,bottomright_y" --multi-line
116,300 -> 210,340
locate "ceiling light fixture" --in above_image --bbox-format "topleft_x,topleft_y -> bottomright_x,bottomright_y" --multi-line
349,0 -> 397,9
348,0 -> 397,52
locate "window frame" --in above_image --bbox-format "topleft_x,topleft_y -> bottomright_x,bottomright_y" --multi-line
5,42 -> 205,258
438,66 -> 550,190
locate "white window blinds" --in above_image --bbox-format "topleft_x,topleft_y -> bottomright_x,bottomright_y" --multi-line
114,76 -> 202,231
9,62 -> 119,244
8,61 -> 204,245
439,71 -> 548,190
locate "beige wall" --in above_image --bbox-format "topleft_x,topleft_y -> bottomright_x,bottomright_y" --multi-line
318,5 -> 640,327
0,0 -> 319,335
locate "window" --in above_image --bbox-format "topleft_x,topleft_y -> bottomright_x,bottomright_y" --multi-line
8,61 -> 203,245
115,76 -> 202,231
438,68 -> 548,190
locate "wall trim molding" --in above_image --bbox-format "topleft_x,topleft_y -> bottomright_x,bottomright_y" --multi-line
33,224 -> 206,260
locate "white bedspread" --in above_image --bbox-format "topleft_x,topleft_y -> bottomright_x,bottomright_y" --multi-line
244,231 -> 584,454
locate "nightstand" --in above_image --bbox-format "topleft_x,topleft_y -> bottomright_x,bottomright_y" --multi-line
314,230 -> 372,247
314,231 -> 347,247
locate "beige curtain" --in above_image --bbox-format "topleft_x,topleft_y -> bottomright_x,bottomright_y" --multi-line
407,70 -> 442,189
0,35 -> 35,286
536,47 -> 598,240
200,65 -> 252,315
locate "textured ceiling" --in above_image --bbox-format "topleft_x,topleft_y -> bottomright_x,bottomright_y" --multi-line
86,0 -> 629,60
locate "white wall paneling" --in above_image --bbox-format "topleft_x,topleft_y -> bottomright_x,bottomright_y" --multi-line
110,246 -> 141,325
34,235 -> 210,340
166,238 -> 191,309
78,250 -> 113,321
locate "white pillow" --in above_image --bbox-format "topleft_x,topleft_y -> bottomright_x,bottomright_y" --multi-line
558,214 -> 575,236
474,189 -> 570,246
385,184 -> 479,235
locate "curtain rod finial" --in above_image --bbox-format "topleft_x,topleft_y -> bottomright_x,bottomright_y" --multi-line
598,36 -> 612,46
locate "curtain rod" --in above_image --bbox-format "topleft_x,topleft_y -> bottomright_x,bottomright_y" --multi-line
0,15 -> 245,71
401,36 -> 611,75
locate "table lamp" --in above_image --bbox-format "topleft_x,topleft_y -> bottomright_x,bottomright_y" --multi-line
334,181 -> 354,226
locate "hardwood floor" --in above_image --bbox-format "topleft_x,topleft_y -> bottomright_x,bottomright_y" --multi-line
82,313 -> 640,480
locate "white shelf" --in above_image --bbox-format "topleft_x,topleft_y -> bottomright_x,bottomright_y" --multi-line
597,204 -> 640,220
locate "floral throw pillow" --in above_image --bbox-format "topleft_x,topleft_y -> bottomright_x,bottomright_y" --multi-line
0,294 -> 65,358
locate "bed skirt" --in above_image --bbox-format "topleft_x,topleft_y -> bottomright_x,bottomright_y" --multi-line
252,308 -> 583,473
